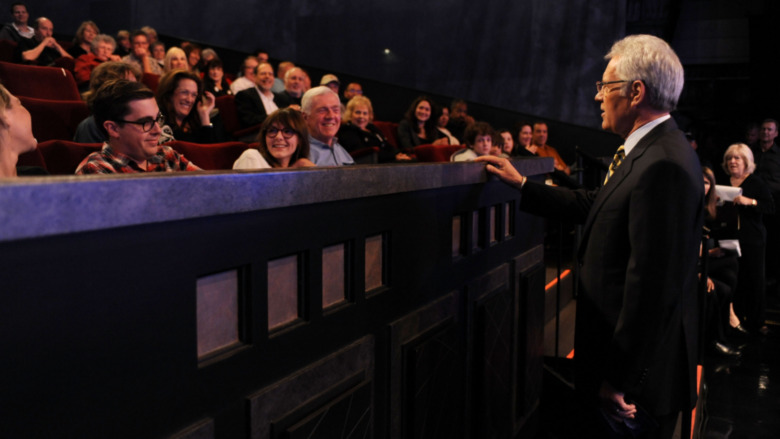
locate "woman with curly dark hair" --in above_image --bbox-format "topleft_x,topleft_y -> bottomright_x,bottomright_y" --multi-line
155,69 -> 227,143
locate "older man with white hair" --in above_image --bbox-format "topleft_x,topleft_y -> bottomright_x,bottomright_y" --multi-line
477,35 -> 702,438
302,86 -> 354,167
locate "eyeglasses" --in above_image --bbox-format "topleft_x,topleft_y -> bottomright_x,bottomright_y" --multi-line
117,113 -> 165,132
265,127 -> 297,139
596,80 -> 628,94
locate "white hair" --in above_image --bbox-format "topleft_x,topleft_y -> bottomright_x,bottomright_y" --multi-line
301,86 -> 338,115
606,34 -> 684,112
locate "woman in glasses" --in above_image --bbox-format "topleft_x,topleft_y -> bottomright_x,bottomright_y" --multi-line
233,107 -> 315,169
155,69 -> 227,143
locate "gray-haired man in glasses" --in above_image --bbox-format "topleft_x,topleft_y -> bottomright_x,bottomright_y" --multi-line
76,79 -> 201,174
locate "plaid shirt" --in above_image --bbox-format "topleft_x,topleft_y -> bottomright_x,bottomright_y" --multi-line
75,143 -> 201,174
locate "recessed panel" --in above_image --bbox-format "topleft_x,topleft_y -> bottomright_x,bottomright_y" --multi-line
504,202 -> 513,238
490,205 -> 497,244
452,215 -> 462,258
365,234 -> 384,291
472,210 -> 480,250
267,255 -> 299,330
196,270 -> 239,359
322,243 -> 346,308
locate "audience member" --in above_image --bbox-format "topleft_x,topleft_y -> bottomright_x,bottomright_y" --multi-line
114,29 -> 131,56
343,82 -> 363,102
302,86 -> 353,166
76,80 -> 200,174
0,3 -> 34,42
67,20 -> 98,58
397,96 -> 448,150
200,48 -> 218,64
701,166 -> 742,357
233,107 -> 315,170
451,121 -> 494,162
498,129 -> 515,157
744,121 -> 759,150
184,43 -> 201,74
436,106 -> 459,145
156,69 -> 226,144
230,56 -> 259,95
338,95 -> 411,163
151,41 -> 165,67
281,67 -> 307,108
530,121 -> 570,175
14,17 -> 71,65
446,99 -> 475,142
254,49 -> 269,64
122,30 -> 163,75
140,26 -> 157,44
721,143 -> 775,335
272,61 -> 294,94
203,59 -> 231,97
320,74 -> 340,95
235,62 -> 284,128
0,83 -> 38,177
516,122 -> 533,154
163,47 -> 188,73
74,61 -> 141,143
73,34 -> 121,88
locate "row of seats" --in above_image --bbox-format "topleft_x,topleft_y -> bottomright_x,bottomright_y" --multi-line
16,140 -> 462,174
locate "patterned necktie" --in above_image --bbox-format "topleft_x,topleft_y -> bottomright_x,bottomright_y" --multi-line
603,145 -> 625,185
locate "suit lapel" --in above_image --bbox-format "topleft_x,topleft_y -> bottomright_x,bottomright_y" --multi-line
578,119 -> 678,256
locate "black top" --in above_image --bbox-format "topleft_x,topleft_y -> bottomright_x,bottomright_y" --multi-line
13,37 -> 61,66
337,122 -> 401,163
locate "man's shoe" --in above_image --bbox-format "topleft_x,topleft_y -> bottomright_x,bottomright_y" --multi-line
712,341 -> 741,357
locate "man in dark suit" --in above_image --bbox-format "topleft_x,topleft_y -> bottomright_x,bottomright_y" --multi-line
477,34 -> 703,438
234,62 -> 286,128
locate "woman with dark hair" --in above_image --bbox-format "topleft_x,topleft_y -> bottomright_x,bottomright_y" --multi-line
396,96 -> 448,151
183,44 -> 201,75
156,69 -> 227,143
68,20 -> 99,58
338,95 -> 410,163
233,107 -> 315,169
701,166 -> 743,356
451,121 -> 495,162
0,83 -> 38,177
203,59 -> 231,97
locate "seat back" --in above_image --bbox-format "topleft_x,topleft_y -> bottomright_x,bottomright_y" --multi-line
141,73 -> 160,93
36,140 -> 102,174
214,95 -> 242,134
20,96 -> 90,142
0,40 -> 17,63
413,144 -> 465,162
373,121 -> 399,149
167,140 -> 251,170
16,147 -> 48,172
0,61 -> 81,100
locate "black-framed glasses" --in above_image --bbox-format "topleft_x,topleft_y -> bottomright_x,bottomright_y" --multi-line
265,127 -> 297,139
117,113 -> 164,132
596,80 -> 628,94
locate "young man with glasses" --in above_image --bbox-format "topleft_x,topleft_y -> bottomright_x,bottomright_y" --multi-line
76,80 -> 200,174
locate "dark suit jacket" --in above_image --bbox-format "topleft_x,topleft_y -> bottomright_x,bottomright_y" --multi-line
520,119 -> 703,415
234,88 -> 285,128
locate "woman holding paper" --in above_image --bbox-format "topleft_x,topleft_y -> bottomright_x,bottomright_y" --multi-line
722,143 -> 775,335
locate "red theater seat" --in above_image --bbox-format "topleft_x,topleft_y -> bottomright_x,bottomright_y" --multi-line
0,40 -> 17,63
373,121 -> 399,149
214,94 -> 261,141
141,73 -> 160,93
166,140 -> 251,170
0,61 -> 81,100
16,147 -> 47,172
413,144 -> 465,162
36,140 -> 102,175
19,96 -> 90,142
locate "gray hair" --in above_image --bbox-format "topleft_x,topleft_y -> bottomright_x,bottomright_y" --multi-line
722,143 -> 756,175
90,34 -> 116,53
605,34 -> 684,112
302,86 -> 338,115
